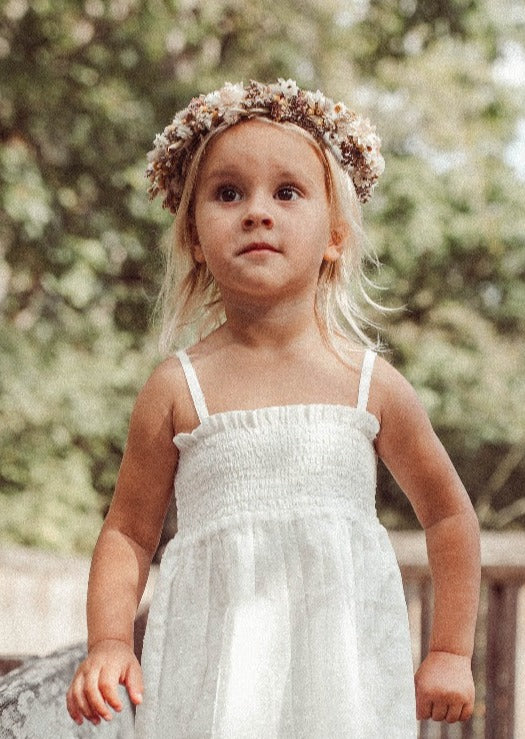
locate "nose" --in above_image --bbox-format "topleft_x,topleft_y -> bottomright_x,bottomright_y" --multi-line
241,195 -> 274,230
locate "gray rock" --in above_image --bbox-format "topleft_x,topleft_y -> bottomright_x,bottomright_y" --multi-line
0,644 -> 134,738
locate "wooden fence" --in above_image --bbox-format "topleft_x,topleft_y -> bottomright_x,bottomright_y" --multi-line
390,530 -> 525,738
1,532 -> 524,737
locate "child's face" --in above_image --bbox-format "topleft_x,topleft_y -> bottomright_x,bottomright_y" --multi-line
191,119 -> 342,305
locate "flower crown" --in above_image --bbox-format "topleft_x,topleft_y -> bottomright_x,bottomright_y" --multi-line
146,79 -> 385,213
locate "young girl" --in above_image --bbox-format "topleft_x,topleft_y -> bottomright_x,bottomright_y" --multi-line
66,80 -> 480,737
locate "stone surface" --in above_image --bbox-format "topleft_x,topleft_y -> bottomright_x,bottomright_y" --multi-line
0,644 -> 134,738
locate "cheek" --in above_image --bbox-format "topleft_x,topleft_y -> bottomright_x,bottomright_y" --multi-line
192,212 -> 232,267
194,206 -> 225,240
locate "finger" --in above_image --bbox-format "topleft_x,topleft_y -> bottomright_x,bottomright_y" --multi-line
124,660 -> 144,706
460,701 -> 474,722
445,703 -> 464,723
416,695 -> 432,721
98,668 -> 124,713
83,671 -> 113,722
431,702 -> 449,722
66,684 -> 84,725
70,676 -> 101,725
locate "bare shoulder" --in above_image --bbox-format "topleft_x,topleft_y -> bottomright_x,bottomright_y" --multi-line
108,356 -> 187,549
370,354 -> 439,462
134,356 -> 183,411
140,355 -> 185,398
370,354 -> 472,528
129,355 -> 190,438
369,354 -> 427,428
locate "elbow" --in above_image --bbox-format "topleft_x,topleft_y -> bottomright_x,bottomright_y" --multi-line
424,504 -> 480,537
424,506 -> 481,569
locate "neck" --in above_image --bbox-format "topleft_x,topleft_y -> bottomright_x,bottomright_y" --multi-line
220,294 -> 325,353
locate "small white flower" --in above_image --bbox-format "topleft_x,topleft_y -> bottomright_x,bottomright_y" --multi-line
153,133 -> 169,149
204,91 -> 221,107
277,78 -> 299,98
175,123 -> 193,139
354,118 -> 374,141
219,82 -> 245,107
310,90 -> 326,106
337,119 -> 358,139
173,109 -> 187,123
195,110 -> 214,130
223,107 -> 242,125
371,155 -> 385,175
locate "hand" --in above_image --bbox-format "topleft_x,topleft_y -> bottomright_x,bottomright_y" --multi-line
415,650 -> 474,723
66,639 -> 143,725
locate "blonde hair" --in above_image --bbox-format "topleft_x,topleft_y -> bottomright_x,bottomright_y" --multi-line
154,118 -> 383,357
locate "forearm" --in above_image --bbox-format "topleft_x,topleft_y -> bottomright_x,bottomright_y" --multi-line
425,507 -> 481,657
86,524 -> 153,650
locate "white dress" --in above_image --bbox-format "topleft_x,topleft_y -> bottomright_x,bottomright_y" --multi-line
134,350 -> 417,738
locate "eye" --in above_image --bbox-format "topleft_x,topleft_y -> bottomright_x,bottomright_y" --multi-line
275,185 -> 300,201
217,185 -> 242,202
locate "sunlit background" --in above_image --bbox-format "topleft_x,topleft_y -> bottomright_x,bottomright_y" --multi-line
1,0 -> 524,553
1,1 -> 525,734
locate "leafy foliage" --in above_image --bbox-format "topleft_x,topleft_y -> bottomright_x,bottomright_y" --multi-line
1,0 -> 524,551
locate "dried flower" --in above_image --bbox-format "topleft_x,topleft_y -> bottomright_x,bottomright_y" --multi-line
146,79 -> 385,213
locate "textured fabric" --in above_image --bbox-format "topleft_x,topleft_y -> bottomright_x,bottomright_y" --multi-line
135,353 -> 417,738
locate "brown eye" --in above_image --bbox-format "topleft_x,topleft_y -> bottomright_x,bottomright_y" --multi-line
276,186 -> 300,201
217,186 -> 241,202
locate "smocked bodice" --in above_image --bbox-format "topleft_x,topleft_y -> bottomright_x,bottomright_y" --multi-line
173,401 -> 380,540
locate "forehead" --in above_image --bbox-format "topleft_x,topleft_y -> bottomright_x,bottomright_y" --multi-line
199,118 -> 328,184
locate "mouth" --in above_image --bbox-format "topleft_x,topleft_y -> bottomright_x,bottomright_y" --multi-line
239,242 -> 280,255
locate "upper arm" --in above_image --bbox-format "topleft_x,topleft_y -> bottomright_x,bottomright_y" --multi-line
103,359 -> 181,555
373,357 -> 473,530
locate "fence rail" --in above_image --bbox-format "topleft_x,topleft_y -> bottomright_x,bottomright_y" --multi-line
1,532 -> 524,737
390,530 -> 525,738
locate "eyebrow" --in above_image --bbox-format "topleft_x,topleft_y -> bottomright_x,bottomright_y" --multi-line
204,167 -> 243,182
204,164 -> 317,186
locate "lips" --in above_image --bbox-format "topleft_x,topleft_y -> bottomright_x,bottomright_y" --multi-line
239,242 -> 280,254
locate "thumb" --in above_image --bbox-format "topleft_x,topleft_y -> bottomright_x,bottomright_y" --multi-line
124,660 -> 144,706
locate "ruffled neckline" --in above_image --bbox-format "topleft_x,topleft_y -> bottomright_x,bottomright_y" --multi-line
173,403 -> 380,450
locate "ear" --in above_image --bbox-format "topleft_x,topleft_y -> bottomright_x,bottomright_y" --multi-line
188,219 -> 206,264
323,222 -> 348,263
193,243 -> 206,264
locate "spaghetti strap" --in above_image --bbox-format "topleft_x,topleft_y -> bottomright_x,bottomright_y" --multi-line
176,349 -> 209,424
356,349 -> 376,412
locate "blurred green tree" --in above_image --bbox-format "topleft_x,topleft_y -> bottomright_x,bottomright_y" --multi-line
0,0 -> 523,552
344,0 -> 525,526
